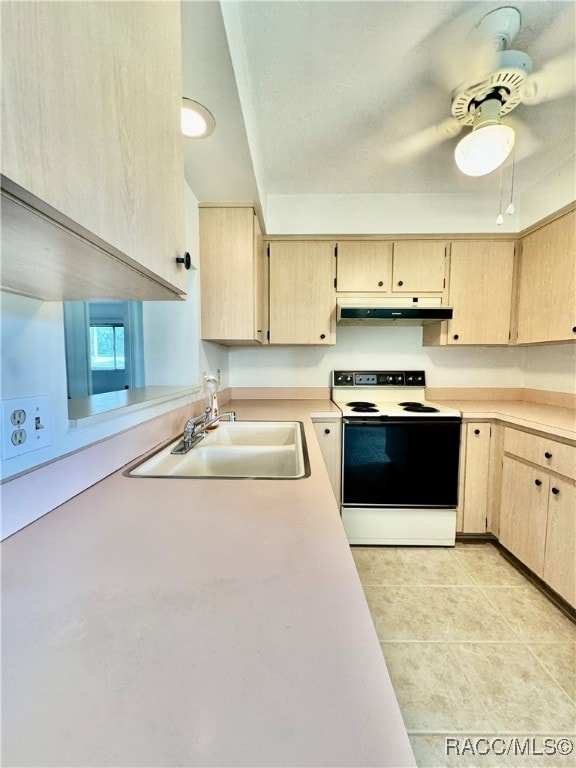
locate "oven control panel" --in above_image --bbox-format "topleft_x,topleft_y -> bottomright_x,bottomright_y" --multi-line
332,370 -> 426,386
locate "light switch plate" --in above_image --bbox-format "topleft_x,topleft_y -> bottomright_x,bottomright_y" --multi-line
2,396 -> 52,459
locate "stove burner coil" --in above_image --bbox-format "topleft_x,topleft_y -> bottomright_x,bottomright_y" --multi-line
402,404 -> 440,413
346,401 -> 376,408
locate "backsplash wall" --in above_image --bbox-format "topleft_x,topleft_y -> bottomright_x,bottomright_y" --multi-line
229,325 -> 576,393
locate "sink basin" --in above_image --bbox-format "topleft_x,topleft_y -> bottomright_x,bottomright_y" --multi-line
127,421 -> 309,479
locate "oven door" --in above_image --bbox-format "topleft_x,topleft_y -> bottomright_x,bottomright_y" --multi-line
342,417 -> 461,508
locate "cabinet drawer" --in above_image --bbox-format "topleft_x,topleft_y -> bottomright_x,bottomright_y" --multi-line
504,428 -> 576,479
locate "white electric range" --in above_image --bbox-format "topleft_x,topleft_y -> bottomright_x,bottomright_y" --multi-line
332,370 -> 462,546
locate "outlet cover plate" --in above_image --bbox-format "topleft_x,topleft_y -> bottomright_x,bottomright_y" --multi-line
2,396 -> 52,459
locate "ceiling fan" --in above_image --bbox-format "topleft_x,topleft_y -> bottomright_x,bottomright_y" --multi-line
386,6 -> 576,176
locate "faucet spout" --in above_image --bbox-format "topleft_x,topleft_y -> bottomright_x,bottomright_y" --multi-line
171,410 -> 236,455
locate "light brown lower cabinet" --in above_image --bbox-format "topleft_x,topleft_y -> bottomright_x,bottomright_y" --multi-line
499,427 -> 576,607
312,418 -> 342,504
458,422 -> 492,533
542,477 -> 576,606
499,456 -> 549,576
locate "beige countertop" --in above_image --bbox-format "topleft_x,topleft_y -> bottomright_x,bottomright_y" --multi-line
1,400 -> 415,768
434,399 -> 576,441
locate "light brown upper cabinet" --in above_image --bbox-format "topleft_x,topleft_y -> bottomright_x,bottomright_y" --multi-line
336,240 -> 446,294
200,207 -> 267,345
268,241 -> 335,344
1,1 -> 186,301
391,241 -> 446,293
336,242 -> 392,292
425,240 -> 515,345
516,210 -> 576,344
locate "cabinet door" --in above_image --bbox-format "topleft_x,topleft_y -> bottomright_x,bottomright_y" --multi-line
543,478 -> 576,606
448,241 -> 514,345
254,216 -> 269,345
460,423 -> 491,533
392,241 -> 446,293
336,242 -> 392,292
200,207 -> 264,344
1,1 -> 186,296
517,211 -> 576,343
499,457 -> 548,576
313,420 -> 342,504
269,242 -> 335,344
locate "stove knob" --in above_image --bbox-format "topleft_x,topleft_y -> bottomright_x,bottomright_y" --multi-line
335,373 -> 353,385
386,375 -> 394,383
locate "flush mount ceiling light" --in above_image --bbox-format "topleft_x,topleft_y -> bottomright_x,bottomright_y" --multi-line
181,98 -> 215,138
454,98 -> 515,176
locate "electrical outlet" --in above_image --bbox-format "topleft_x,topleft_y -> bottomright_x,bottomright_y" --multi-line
11,429 -> 27,445
11,409 -> 26,426
2,396 -> 52,459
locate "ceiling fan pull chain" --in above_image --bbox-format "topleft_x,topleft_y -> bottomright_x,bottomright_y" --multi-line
506,153 -> 516,216
496,164 -> 504,225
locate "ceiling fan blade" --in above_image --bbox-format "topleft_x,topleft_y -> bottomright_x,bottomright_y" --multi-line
520,51 -> 576,105
439,41 -> 500,95
383,118 -> 462,164
505,116 -> 541,162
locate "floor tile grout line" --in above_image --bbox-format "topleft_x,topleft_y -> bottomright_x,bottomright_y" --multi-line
476,583 -> 576,639
523,643 -> 576,706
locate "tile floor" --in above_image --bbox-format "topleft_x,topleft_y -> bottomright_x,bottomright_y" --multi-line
352,542 -> 576,768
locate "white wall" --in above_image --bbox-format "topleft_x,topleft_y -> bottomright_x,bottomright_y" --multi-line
0,183 -> 224,481
264,160 -> 575,235
230,328 -> 576,394
265,192 -> 521,235
520,160 -> 576,229
521,343 -> 576,393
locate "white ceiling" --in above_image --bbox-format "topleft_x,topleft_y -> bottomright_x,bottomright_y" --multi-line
181,1 -> 576,218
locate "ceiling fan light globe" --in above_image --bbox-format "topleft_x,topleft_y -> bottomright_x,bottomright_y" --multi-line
454,124 -> 515,176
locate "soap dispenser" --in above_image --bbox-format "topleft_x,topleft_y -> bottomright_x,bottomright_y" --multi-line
204,374 -> 220,429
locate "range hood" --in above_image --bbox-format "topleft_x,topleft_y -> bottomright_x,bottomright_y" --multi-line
337,297 -> 453,326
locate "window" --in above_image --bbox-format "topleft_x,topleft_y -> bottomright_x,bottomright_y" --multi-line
90,324 -> 125,370
63,301 -> 144,398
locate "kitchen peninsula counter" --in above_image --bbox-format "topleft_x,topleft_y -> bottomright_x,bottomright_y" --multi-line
1,399 -> 415,768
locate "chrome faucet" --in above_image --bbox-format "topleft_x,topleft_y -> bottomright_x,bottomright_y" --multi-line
171,408 -> 236,455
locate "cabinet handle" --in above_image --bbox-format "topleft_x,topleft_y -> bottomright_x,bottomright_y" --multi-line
572,327 -> 576,333
320,333 -> 326,340
378,281 -> 384,287
324,428 -> 331,435
551,487 -> 560,495
175,252 -> 191,270
474,429 -> 480,435
397,280 -> 404,286
534,479 -> 542,486
453,334 -> 459,340
544,452 -> 552,459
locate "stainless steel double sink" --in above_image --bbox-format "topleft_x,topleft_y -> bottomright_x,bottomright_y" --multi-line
127,421 -> 309,479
